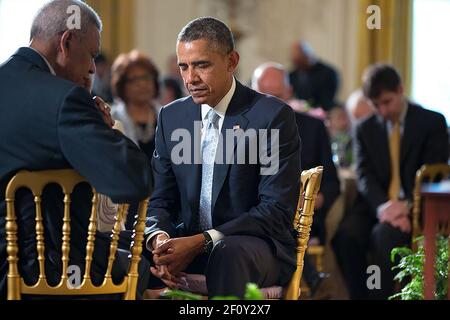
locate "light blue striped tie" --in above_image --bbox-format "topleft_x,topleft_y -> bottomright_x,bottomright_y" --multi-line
199,109 -> 220,231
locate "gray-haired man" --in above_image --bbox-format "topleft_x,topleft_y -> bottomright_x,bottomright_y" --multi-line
0,0 -> 152,299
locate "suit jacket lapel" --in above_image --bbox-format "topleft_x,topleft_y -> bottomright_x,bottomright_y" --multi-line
184,100 -> 202,230
211,82 -> 250,214
374,115 -> 391,181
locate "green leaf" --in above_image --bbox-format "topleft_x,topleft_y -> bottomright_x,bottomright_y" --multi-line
162,282 -> 265,300
391,247 -> 412,262
389,235 -> 448,300
244,283 -> 264,300
162,289 -> 203,300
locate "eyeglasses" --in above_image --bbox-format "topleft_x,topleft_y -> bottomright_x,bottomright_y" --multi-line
125,74 -> 153,84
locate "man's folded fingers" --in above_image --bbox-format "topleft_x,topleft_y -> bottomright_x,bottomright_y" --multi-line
151,265 -> 171,280
156,254 -> 173,265
161,278 -> 179,289
150,266 -> 162,279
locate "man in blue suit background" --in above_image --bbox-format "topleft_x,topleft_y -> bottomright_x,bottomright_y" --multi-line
146,17 -> 301,298
0,0 -> 152,299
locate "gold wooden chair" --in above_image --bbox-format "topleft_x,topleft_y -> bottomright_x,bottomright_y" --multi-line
5,169 -> 149,300
161,166 -> 324,300
306,246 -> 324,271
298,245 -> 325,297
412,163 -> 450,249
283,166 -> 323,300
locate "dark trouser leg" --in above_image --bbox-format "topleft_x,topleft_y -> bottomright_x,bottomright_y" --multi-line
332,198 -> 376,299
205,235 -> 282,299
368,222 -> 410,300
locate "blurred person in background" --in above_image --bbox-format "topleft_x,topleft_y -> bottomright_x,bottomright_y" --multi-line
332,64 -> 449,299
92,52 -> 113,103
111,50 -> 160,161
345,89 -> 375,126
327,104 -> 352,168
252,62 -> 340,299
289,40 -> 339,111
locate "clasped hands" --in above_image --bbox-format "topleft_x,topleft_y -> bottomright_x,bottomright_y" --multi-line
378,200 -> 411,233
150,233 -> 205,289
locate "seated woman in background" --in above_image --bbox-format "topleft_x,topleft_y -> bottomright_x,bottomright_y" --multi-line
111,50 -> 161,160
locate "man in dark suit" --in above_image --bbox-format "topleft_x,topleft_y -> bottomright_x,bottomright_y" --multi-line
332,64 -> 449,299
145,17 -> 301,298
252,62 -> 340,245
0,0 -> 152,299
252,62 -> 340,299
289,41 -> 339,111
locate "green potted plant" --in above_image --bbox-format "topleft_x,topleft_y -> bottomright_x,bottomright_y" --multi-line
390,235 -> 448,300
162,282 -> 264,300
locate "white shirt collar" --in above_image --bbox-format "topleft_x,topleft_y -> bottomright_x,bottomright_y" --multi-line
201,77 -> 236,121
29,47 -> 56,76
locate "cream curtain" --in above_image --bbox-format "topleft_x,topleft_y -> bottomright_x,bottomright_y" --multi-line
357,0 -> 413,94
86,0 -> 134,60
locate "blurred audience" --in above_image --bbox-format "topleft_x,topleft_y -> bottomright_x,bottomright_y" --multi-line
92,52 -> 113,103
289,40 -> 340,111
252,61 -> 340,299
110,49 -> 160,161
327,104 -> 352,168
332,64 -> 449,300
159,76 -> 184,106
345,89 -> 375,125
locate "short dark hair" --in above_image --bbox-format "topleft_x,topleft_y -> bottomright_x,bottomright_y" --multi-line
177,17 -> 235,55
362,64 -> 402,100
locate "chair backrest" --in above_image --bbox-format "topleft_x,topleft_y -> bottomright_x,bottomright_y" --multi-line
412,163 -> 450,247
284,166 -> 323,300
5,169 -> 149,300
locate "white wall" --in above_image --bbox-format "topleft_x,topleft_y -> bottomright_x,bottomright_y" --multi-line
134,0 -> 360,102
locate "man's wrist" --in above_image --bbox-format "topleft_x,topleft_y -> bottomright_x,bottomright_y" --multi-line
190,233 -> 208,254
148,232 -> 169,251
206,229 -> 224,245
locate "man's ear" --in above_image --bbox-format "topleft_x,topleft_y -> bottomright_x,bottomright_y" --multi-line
59,30 -> 73,58
227,51 -> 239,72
397,84 -> 404,95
